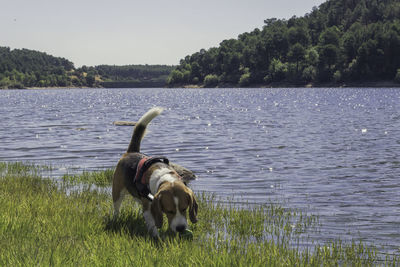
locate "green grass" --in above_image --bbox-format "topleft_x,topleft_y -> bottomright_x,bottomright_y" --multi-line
0,162 -> 398,266
61,168 -> 114,186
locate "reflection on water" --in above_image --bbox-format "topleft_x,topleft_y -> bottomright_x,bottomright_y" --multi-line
1,87 -> 400,252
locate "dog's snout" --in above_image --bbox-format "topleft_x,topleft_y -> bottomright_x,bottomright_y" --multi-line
176,225 -> 186,232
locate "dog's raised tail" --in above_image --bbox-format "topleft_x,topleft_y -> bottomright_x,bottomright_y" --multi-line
126,107 -> 164,153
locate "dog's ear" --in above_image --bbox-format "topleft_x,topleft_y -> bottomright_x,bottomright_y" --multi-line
189,191 -> 198,223
151,193 -> 163,228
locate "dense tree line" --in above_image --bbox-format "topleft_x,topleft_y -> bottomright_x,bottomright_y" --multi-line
168,0 -> 400,87
0,47 -> 77,88
0,47 -> 174,89
95,65 -> 173,83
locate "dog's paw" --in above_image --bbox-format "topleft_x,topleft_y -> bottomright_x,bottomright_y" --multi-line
149,226 -> 160,239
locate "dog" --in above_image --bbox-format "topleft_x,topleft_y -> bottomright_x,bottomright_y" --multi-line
112,107 -> 198,237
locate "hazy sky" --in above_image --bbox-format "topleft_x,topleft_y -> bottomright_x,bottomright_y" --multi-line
1,0 -> 325,67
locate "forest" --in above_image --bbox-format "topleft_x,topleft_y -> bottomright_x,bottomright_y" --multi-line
0,47 -> 76,88
167,0 -> 400,87
0,47 -> 173,89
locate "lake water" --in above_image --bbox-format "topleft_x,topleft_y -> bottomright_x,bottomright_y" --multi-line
1,88 -> 399,253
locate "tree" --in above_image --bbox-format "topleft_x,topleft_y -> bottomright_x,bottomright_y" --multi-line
302,66 -> 317,82
204,74 -> 219,87
395,69 -> 400,83
319,26 -> 340,46
319,44 -> 338,67
267,59 -> 287,82
167,70 -> 184,85
318,44 -> 338,81
86,73 -> 95,87
239,68 -> 251,87
288,26 -> 310,46
288,43 -> 306,75
190,62 -> 201,82
305,47 -> 319,66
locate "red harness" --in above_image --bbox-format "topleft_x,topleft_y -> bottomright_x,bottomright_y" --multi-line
133,156 -> 170,200
135,157 -> 151,185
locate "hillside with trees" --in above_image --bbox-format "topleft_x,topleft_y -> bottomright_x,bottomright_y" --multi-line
0,47 -> 173,89
94,65 -> 173,88
167,0 -> 400,87
0,47 -> 76,88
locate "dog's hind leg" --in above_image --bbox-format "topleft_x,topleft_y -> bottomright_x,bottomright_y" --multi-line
112,175 -> 125,217
112,166 -> 126,217
112,189 -> 125,218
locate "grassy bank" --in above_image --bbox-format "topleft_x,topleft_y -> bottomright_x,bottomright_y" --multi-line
0,162 -> 398,266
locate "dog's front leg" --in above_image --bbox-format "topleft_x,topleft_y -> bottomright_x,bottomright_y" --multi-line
143,210 -> 159,237
142,200 -> 159,238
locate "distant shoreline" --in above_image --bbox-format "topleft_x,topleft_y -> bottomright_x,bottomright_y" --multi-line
1,80 -> 399,90
183,80 -> 400,89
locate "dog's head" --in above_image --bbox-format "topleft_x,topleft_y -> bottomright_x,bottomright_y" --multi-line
151,181 -> 198,232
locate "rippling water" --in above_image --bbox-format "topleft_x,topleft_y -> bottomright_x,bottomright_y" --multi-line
1,88 -> 399,252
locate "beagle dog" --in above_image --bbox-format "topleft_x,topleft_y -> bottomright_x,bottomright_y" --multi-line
112,107 -> 198,237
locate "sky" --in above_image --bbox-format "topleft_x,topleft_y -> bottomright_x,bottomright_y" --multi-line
1,0 -> 326,67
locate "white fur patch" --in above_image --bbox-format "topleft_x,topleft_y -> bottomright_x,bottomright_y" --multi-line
149,167 -> 177,194
137,107 -> 163,127
143,210 -> 159,237
170,197 -> 188,232
148,167 -> 188,232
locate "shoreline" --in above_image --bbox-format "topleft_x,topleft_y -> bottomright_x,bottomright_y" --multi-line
182,80 -> 400,89
1,80 -> 399,90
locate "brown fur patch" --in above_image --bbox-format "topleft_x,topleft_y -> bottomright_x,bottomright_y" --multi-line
154,181 -> 198,225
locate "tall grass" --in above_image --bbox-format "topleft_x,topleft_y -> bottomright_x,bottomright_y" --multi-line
61,168 -> 114,186
0,162 -> 398,266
